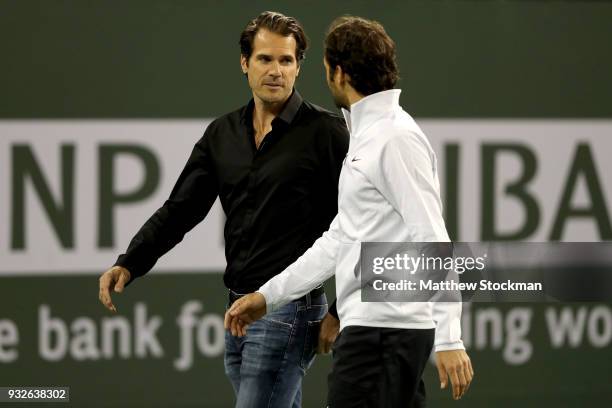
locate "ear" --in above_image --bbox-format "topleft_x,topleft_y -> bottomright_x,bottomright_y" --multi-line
334,65 -> 346,86
240,55 -> 248,74
296,62 -> 301,77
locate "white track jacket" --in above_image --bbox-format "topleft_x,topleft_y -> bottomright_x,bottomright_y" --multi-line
259,89 -> 464,352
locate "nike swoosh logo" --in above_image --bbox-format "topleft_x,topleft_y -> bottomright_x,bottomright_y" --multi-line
351,157 -> 361,162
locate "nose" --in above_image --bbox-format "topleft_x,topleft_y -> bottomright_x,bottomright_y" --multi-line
269,61 -> 281,77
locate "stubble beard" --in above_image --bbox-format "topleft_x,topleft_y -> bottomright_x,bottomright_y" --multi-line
256,86 -> 290,107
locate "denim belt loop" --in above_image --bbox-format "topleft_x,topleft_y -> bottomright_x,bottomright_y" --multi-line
305,292 -> 312,309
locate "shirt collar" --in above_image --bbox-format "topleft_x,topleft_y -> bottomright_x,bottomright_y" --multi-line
276,89 -> 303,124
341,89 -> 401,137
240,89 -> 303,125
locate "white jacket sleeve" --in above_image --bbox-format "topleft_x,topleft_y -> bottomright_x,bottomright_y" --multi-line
258,215 -> 341,312
376,133 -> 464,352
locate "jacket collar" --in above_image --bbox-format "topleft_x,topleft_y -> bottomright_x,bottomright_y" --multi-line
341,89 -> 401,137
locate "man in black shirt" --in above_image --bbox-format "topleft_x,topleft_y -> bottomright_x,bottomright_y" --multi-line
98,11 -> 348,408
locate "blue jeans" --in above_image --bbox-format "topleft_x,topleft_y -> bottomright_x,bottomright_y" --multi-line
225,293 -> 327,408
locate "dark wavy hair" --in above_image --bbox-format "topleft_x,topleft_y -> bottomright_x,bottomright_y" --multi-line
239,11 -> 309,63
324,16 -> 399,95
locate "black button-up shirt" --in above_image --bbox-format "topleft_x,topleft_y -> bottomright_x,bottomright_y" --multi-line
116,90 -> 349,292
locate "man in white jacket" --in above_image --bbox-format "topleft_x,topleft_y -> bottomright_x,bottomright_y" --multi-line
225,16 -> 473,407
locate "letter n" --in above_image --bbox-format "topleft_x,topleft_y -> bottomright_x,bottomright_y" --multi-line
12,144 -> 75,249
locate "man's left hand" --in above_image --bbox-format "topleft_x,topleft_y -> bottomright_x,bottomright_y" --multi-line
317,312 -> 340,354
435,349 -> 474,400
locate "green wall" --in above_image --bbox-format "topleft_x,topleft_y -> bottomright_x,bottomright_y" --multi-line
2,0 -> 612,118
1,1 -> 611,407
1,275 -> 610,407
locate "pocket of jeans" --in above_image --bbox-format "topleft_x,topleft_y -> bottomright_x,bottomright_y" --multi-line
300,319 -> 321,370
262,317 -> 293,330
262,305 -> 296,330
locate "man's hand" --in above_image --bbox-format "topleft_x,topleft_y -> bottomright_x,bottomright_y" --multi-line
435,349 -> 474,400
98,266 -> 131,313
317,312 -> 339,354
224,292 -> 267,337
